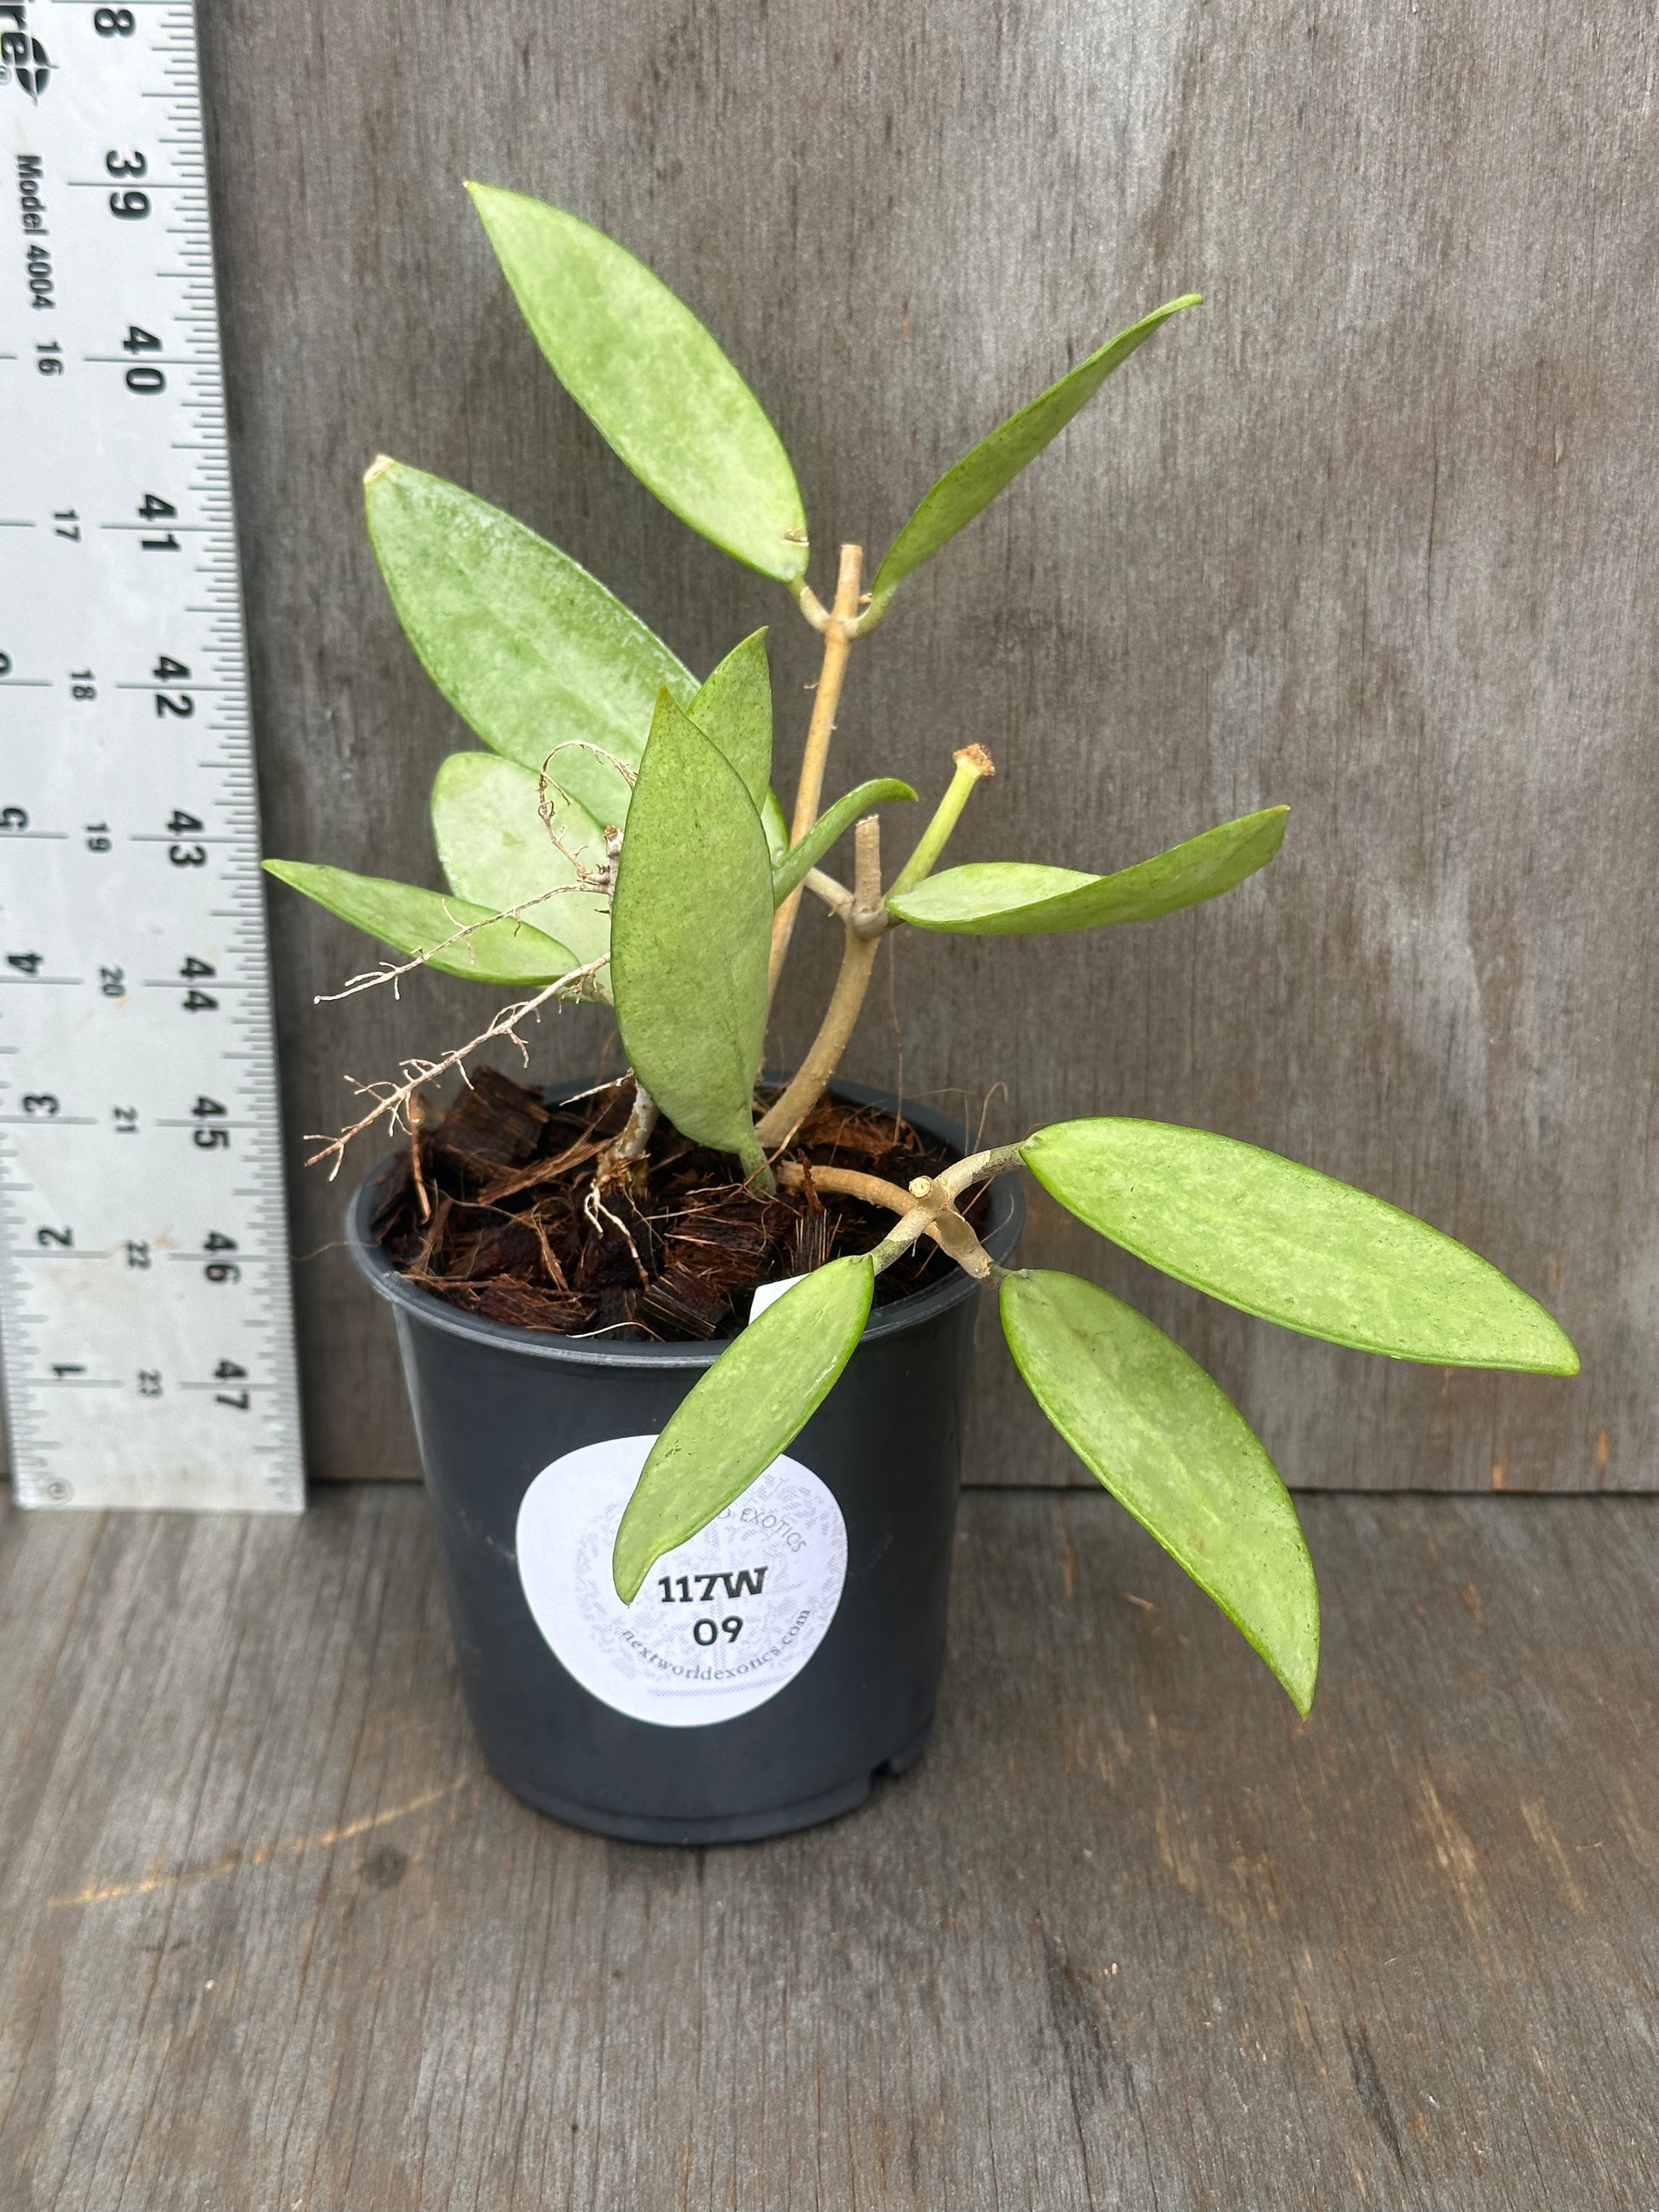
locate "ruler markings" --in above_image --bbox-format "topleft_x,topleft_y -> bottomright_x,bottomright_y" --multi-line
0,1 -> 303,1513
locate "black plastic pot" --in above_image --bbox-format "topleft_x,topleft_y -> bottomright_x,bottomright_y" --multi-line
346,1080 -> 1023,1845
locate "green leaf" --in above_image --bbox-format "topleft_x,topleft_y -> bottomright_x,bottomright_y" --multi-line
870,294 -> 1201,605
887,807 -> 1286,933
430,753 -> 615,993
1020,1120 -> 1581,1373
613,1256 -> 874,1601
1000,1269 -> 1319,1714
262,860 -> 585,989
468,184 -> 809,583
364,458 -> 695,827
772,779 -> 919,904
688,628 -> 772,811
610,691 -> 774,1164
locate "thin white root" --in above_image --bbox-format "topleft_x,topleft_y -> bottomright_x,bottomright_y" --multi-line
315,887 -> 598,1005
543,738 -> 636,792
581,1175 -> 649,1284
303,959 -> 605,1177
536,756 -> 619,888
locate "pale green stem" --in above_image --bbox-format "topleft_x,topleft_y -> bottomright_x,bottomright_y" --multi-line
887,745 -> 995,900
736,1127 -> 777,1196
851,586 -> 895,638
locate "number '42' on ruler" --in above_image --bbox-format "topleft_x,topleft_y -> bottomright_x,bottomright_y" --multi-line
0,0 -> 303,1510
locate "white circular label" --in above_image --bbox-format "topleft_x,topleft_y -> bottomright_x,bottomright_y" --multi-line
515,1435 -> 847,1728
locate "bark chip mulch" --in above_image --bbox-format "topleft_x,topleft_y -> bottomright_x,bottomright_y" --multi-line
368,1068 -> 987,1343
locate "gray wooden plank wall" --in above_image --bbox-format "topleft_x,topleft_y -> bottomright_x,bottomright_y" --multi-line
194,1 -> 1657,1490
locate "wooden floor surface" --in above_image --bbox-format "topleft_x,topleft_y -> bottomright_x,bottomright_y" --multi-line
1,1485 -> 1655,2211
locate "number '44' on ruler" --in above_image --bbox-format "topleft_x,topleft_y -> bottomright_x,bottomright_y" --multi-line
0,0 -> 303,1510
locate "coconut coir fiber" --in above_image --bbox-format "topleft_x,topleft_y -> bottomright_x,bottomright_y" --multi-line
368,1068 -> 987,1343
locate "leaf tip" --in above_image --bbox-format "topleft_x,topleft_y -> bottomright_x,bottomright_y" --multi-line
363,453 -> 398,489
465,179 -> 523,236
610,1479 -> 662,1605
1494,1285 -> 1579,1376
611,1540 -> 648,1607
1539,1323 -> 1581,1377
1268,1562 -> 1320,1718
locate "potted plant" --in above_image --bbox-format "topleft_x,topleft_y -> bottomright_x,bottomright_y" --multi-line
267,185 -> 1577,1845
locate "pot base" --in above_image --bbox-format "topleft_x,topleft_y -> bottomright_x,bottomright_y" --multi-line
488,1717 -> 934,1845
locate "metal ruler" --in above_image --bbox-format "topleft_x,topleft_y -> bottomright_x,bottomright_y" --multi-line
0,0 -> 303,1510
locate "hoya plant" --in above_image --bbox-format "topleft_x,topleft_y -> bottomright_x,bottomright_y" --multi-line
268,184 -> 1577,1718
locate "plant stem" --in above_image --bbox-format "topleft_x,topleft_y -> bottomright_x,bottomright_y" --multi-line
611,1080 -> 658,1161
935,1141 -> 1026,1199
755,817 -> 883,1148
862,1142 -> 1026,1274
862,1170 -> 1001,1281
737,1128 -> 777,1196
768,542 -> 864,998
756,747 -> 997,1149
887,744 -> 995,899
598,1079 -> 659,1187
776,1160 -> 994,1273
777,1160 -> 915,1211
803,866 -> 852,913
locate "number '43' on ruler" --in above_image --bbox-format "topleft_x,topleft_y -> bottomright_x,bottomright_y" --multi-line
0,0 -> 303,1510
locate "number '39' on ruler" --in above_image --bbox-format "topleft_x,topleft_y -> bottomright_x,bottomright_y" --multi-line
0,0 -> 303,1510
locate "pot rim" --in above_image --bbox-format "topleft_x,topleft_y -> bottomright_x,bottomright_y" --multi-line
345,1075 -> 1025,1369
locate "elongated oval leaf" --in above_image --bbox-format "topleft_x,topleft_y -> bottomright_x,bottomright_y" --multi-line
468,185 -> 809,583
887,808 -> 1286,933
613,1255 -> 874,1601
430,753 -> 614,991
610,692 -> 773,1162
365,458 -> 695,826
870,294 -> 1201,606
689,628 -> 772,810
1020,1120 -> 1580,1372
772,778 -> 918,904
1000,1269 -> 1319,1713
262,860 -> 584,988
